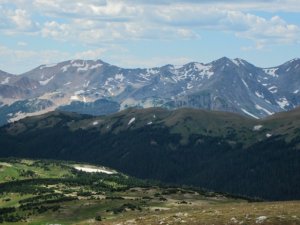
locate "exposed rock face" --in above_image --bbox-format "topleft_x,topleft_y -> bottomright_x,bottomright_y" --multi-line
0,57 -> 300,125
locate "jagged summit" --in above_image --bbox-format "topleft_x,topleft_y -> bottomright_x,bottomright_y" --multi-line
0,57 -> 299,125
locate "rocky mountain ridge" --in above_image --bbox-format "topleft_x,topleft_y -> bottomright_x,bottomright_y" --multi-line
0,57 -> 299,125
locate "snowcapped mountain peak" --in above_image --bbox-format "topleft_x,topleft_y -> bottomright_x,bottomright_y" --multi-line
0,57 -> 300,124
232,58 -> 247,66
211,57 -> 242,69
35,59 -> 106,73
210,57 -> 253,69
285,58 -> 300,70
172,64 -> 184,70
213,56 -> 231,63
287,58 -> 300,63
64,59 -> 105,71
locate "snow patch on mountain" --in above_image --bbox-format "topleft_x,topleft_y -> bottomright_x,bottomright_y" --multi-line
61,65 -> 71,72
277,97 -> 289,109
70,95 -> 80,101
77,63 -> 89,72
187,83 -> 193,90
8,106 -> 56,123
194,63 -> 214,78
289,58 -> 300,63
255,91 -> 264,99
266,133 -> 272,138
253,125 -> 263,131
83,81 -> 90,88
241,108 -> 259,119
139,72 -> 151,81
1,77 -> 10,85
68,60 -> 103,72
70,92 -> 88,102
268,86 -> 278,93
40,63 -> 58,69
232,58 -> 245,66
147,68 -> 159,75
39,76 -> 54,85
74,90 -> 85,95
128,117 -> 136,125
72,61 -> 85,68
115,74 -> 125,82
108,88 -> 114,96
74,165 -> 116,174
263,68 -> 279,77
255,104 -> 273,115
90,63 -> 102,70
242,79 -> 249,89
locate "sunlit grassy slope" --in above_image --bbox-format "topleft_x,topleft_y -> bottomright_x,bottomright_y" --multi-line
0,158 -> 299,225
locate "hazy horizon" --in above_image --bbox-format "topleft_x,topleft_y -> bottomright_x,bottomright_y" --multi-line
1,56 -> 299,75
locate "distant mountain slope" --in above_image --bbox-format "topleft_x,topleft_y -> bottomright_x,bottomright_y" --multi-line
0,57 -> 300,125
0,107 -> 299,200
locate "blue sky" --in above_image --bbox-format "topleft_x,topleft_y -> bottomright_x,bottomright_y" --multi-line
0,0 -> 299,74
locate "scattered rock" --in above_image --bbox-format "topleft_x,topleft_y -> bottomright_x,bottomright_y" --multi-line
256,216 -> 267,224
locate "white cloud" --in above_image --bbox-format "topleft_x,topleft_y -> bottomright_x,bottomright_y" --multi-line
9,9 -> 32,29
151,5 -> 300,46
0,45 -> 69,73
126,0 -> 300,12
17,41 -> 27,46
236,15 -> 300,47
0,0 -> 299,52
0,45 -> 107,74
0,6 -> 37,33
0,0 -> 298,73
32,0 -> 141,20
41,21 -> 71,40
176,28 -> 200,39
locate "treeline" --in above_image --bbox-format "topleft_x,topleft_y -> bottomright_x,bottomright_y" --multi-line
0,117 -> 299,200
0,169 -> 155,197
0,207 -> 25,223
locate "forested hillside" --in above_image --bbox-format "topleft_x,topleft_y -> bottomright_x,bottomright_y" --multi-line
0,108 -> 299,200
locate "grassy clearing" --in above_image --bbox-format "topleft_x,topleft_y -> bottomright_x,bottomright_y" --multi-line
0,158 -> 299,225
0,159 -> 74,183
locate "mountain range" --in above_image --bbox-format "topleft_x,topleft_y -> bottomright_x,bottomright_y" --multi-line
0,57 -> 300,125
0,107 -> 299,200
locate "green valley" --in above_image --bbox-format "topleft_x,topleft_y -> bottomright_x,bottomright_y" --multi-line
0,159 -> 299,225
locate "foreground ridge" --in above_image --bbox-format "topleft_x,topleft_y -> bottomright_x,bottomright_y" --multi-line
0,158 -> 299,225
1,107 -> 300,200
